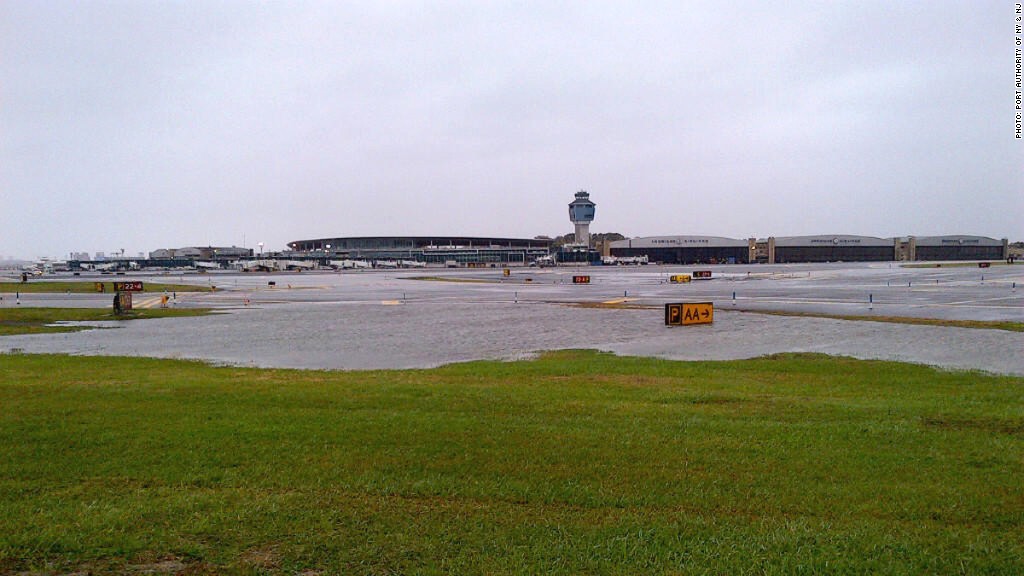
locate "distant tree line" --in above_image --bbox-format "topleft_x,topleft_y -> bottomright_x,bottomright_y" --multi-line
535,233 -> 626,248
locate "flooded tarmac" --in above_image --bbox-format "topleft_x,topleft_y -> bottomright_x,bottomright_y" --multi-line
2,262 -> 1022,374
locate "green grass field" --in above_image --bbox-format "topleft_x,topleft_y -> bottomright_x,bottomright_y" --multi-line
0,281 -> 210,294
0,308 -> 215,335
1,351 -> 1022,574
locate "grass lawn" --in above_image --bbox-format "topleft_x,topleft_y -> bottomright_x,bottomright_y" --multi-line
1,351 -> 1022,574
0,307 -> 215,335
0,281 -> 211,294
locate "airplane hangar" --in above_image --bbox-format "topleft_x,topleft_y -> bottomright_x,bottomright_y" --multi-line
771,235 -> 895,263
901,236 -> 1008,261
608,236 -> 751,265
609,235 -> 1008,265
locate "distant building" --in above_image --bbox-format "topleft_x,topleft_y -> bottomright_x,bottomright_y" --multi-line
771,235 -> 893,263
898,236 -> 1008,261
610,236 -> 750,264
612,235 -> 1009,264
286,236 -> 552,265
148,246 -> 253,260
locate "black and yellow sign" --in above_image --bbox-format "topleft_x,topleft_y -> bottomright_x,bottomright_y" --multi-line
670,274 -> 691,283
692,270 -> 712,279
503,268 -> 511,276
665,302 -> 714,326
573,275 -> 591,284
113,281 -> 144,292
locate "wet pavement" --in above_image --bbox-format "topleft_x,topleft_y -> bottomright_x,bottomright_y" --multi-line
2,262 -> 1022,374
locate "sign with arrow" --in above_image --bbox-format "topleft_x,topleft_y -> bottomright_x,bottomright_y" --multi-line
664,302 -> 714,326
113,281 -> 144,292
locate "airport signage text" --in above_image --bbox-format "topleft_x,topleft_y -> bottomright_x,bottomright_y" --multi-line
692,270 -> 712,279
665,302 -> 714,326
810,238 -> 862,245
670,274 -> 691,283
573,275 -> 591,284
113,281 -> 144,292
652,238 -> 710,245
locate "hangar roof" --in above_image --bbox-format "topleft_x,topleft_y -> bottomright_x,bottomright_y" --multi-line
912,235 -> 1004,247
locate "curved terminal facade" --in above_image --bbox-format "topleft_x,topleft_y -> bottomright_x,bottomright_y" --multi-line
286,236 -> 552,265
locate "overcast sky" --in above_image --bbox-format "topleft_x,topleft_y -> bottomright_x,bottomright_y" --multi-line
2,1 -> 1020,259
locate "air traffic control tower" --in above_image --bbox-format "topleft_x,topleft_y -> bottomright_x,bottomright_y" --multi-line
568,190 -> 596,247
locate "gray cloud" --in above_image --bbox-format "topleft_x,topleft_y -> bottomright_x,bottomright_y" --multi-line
2,1 -> 1019,259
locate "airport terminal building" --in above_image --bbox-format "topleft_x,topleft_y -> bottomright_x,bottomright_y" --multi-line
286,236 -> 552,265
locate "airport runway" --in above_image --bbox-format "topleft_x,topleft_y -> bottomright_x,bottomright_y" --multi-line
2,262 -> 1022,374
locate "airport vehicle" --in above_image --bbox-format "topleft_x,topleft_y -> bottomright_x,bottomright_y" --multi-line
533,255 -> 555,267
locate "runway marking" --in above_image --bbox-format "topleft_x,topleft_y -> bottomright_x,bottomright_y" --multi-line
738,298 -> 1022,310
381,300 -> 402,305
133,296 -> 161,309
602,297 -> 638,304
946,296 -> 1022,305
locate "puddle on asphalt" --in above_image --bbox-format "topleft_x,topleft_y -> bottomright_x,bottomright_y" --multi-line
3,301 -> 1022,375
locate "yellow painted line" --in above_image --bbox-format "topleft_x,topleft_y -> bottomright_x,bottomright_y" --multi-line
134,296 -> 161,309
381,300 -> 402,306
602,297 -> 638,304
